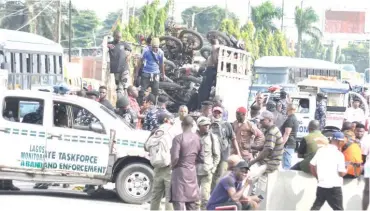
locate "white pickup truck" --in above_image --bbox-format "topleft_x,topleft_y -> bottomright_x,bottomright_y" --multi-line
0,89 -> 152,204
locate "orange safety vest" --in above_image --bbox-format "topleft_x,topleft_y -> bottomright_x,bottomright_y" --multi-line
342,142 -> 363,177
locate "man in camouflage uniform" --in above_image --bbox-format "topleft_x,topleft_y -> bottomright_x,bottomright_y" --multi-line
22,104 -> 43,124
75,91 -> 100,126
116,95 -> 138,128
143,95 -> 170,132
279,90 -> 288,117
314,93 -> 326,130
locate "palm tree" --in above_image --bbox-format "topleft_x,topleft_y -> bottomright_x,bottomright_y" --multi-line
294,6 -> 323,57
251,1 -> 282,33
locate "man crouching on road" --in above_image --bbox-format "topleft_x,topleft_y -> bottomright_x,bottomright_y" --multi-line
206,161 -> 261,210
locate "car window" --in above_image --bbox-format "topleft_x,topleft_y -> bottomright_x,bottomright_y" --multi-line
292,98 -> 310,114
3,97 -> 44,125
53,101 -> 105,134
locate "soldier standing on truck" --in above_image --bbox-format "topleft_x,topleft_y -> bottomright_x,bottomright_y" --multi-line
108,31 -> 132,89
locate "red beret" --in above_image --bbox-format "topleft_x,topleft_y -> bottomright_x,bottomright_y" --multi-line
236,107 -> 247,114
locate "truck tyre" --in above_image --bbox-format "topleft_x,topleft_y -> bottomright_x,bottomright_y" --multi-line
164,59 -> 177,71
115,163 -> 154,204
206,30 -> 232,46
200,46 -> 212,59
179,29 -> 204,51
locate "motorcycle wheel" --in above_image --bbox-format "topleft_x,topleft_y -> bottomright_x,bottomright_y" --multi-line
200,46 -> 211,59
179,29 -> 204,51
206,30 -> 232,46
164,60 -> 177,72
159,36 -> 183,58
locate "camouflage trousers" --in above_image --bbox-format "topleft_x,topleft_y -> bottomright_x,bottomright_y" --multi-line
197,173 -> 213,210
150,166 -> 173,211
211,161 -> 228,191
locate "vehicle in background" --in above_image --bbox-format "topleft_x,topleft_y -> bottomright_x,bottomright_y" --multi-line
251,56 -> 342,93
294,76 -> 370,137
213,45 -> 252,122
0,29 -> 64,90
365,68 -> 370,84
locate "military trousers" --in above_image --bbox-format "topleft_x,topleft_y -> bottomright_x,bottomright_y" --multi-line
211,161 -> 228,191
150,166 -> 173,211
196,173 -> 213,210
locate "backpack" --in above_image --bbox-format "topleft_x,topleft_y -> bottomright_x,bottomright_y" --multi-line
144,128 -> 171,168
210,121 -> 230,151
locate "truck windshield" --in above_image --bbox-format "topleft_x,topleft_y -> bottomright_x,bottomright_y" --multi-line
255,73 -> 288,84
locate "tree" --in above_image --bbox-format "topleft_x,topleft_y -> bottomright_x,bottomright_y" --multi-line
251,1 -> 282,32
71,10 -> 100,48
342,43 -> 369,72
294,6 -> 322,57
0,0 -> 77,45
181,6 -> 238,34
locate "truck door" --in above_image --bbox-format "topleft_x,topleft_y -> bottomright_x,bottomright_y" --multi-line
44,100 -> 110,177
0,94 -> 49,172
291,97 -> 313,139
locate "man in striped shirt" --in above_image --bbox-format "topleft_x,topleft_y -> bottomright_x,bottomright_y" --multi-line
249,111 -> 284,181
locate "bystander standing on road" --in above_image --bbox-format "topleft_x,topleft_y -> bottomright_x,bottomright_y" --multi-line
170,116 -> 204,210
99,86 -> 115,111
309,131 -> 347,210
213,95 -> 228,121
170,105 -> 197,136
344,98 -> 366,125
196,117 -> 221,210
281,103 -> 299,170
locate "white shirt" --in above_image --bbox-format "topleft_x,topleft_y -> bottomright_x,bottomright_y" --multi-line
310,144 -> 346,188
169,117 -> 198,137
360,135 -> 370,156
344,107 -> 365,124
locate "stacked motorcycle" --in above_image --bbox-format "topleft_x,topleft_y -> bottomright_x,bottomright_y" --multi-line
159,29 -> 246,113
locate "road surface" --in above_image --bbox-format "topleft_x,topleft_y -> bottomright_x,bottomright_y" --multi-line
1,181 -> 150,210
0,155 -> 301,209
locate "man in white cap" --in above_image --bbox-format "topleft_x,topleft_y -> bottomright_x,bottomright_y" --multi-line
196,116 -> 221,210
137,37 -> 165,104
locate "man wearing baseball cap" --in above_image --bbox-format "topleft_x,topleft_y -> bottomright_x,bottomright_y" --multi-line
309,131 -> 347,210
207,160 -> 261,210
196,116 -> 221,210
232,107 -> 264,162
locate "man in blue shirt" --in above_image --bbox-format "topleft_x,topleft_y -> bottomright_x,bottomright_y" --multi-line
138,37 -> 165,104
206,161 -> 261,210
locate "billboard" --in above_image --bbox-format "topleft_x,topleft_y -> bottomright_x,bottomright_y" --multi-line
325,11 -> 366,34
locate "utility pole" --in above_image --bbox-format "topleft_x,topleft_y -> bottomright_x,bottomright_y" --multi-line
224,0 -> 228,19
54,0 -> 61,43
247,0 -> 251,21
68,0 -> 72,62
191,13 -> 195,29
281,0 -> 285,31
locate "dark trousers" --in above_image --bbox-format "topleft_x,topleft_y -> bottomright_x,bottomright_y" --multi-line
138,72 -> 159,105
198,66 -> 216,108
311,187 -> 343,210
290,162 -> 301,171
364,178 -> 369,211
172,201 -> 197,211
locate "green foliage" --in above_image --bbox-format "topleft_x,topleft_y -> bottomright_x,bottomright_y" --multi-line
251,1 -> 282,32
220,19 -> 293,61
342,43 -> 369,72
72,10 -> 100,47
181,6 -> 238,34
294,6 -> 322,57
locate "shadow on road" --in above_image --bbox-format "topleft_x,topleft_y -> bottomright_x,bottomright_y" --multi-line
0,189 -> 124,203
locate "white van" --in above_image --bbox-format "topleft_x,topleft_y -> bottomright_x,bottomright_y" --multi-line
0,89 -> 152,204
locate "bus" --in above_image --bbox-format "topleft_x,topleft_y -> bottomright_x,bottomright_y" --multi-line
251,56 -> 342,93
0,29 -> 64,90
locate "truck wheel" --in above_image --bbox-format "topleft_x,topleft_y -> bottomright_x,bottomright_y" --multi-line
115,163 -> 154,204
179,29 -> 204,51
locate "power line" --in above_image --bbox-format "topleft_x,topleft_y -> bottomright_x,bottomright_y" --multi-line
16,0 -> 55,31
0,1 -> 43,21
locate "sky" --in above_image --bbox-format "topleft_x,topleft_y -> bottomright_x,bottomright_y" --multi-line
71,0 -> 370,41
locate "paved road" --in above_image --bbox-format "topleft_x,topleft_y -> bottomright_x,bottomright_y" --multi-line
1,181 -> 150,210
1,154 -> 301,209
